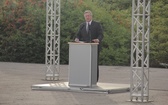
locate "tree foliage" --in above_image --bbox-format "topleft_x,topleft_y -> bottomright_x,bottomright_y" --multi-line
0,0 -> 46,63
150,0 -> 168,67
0,0 -> 167,67
60,0 -> 131,66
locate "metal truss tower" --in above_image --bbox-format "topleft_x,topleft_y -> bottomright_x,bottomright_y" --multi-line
130,0 -> 151,102
45,0 -> 60,80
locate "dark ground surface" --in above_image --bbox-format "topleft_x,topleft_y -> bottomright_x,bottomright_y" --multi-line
0,62 -> 168,105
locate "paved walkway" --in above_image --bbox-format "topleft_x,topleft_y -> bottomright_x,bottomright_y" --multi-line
0,62 -> 168,105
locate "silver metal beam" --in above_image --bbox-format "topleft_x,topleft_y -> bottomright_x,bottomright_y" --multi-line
130,0 -> 151,102
45,0 -> 60,80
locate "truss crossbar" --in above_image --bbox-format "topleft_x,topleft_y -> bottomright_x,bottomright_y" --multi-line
130,0 -> 151,102
45,0 -> 60,80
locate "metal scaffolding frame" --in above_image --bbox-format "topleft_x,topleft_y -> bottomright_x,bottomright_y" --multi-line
45,0 -> 60,80
130,0 -> 151,102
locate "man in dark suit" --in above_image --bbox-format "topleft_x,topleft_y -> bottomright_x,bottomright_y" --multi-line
75,10 -> 103,82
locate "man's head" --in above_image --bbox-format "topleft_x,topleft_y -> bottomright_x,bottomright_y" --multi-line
84,10 -> 92,22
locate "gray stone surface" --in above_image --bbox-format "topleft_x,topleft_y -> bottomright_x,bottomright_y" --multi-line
0,62 -> 168,105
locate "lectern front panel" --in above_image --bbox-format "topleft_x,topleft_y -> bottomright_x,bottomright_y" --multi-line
68,43 -> 98,87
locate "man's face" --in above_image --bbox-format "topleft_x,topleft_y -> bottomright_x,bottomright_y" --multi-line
84,12 -> 92,22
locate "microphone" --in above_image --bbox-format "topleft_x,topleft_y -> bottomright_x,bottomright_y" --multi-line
74,23 -> 85,41
80,23 -> 85,30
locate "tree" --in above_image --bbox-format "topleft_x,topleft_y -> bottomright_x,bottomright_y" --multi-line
150,0 -> 168,67
0,0 -> 46,63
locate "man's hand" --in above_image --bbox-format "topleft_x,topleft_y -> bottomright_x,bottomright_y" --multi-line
92,39 -> 99,43
75,38 -> 79,42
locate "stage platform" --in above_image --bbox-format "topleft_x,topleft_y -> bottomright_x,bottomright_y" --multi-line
31,82 -> 130,94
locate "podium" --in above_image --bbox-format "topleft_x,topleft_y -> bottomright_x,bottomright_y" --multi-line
68,42 -> 98,87
32,42 -> 130,93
